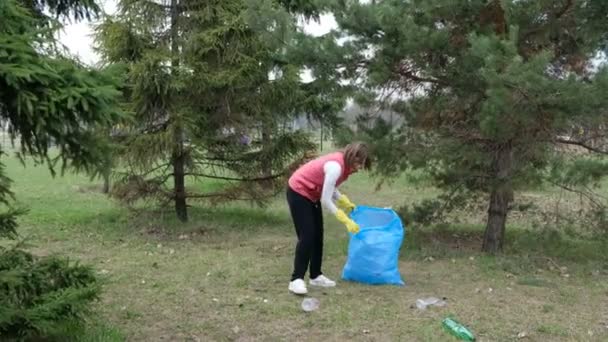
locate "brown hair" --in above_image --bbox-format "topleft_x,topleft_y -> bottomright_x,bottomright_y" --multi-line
343,142 -> 372,170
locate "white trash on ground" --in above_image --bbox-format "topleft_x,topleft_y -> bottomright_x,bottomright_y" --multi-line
415,297 -> 447,309
301,298 -> 320,312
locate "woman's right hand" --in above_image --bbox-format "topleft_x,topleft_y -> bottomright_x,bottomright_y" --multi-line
336,194 -> 356,214
334,210 -> 360,234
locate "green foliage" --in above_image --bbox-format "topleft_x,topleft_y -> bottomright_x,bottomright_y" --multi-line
0,0 -> 122,339
18,0 -> 101,21
0,248 -> 101,341
548,155 -> 608,188
96,0 -> 345,218
328,0 -> 608,250
0,6 -> 123,175
276,0 -> 330,18
0,208 -> 27,241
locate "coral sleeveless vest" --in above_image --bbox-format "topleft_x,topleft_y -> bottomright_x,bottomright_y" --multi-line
288,152 -> 352,202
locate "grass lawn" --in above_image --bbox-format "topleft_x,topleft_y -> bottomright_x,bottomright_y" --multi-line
6,153 -> 608,341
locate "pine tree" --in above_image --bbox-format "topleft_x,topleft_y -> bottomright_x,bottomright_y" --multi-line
328,0 -> 608,252
95,0 -> 342,221
0,0 -> 122,339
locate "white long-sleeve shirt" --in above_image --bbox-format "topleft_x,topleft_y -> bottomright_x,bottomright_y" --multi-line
320,161 -> 344,214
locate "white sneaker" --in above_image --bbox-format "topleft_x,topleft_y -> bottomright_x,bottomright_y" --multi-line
288,279 -> 308,295
309,275 -> 336,287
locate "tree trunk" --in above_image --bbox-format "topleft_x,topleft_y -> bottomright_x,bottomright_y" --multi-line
170,0 -> 187,222
102,170 -> 110,194
319,118 -> 324,151
482,144 -> 513,253
172,149 -> 187,222
260,121 -> 273,189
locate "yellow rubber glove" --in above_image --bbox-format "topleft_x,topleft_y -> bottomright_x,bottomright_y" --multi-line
336,194 -> 356,214
335,210 -> 360,234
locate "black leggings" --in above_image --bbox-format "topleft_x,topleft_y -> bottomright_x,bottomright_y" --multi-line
286,187 -> 324,281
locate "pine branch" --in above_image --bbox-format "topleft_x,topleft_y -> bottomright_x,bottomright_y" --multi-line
554,0 -> 575,20
155,173 -> 173,185
187,192 -> 257,200
183,172 -> 285,182
396,63 -> 447,86
444,125 -> 493,143
186,187 -> 282,201
139,117 -> 170,135
120,0 -> 199,12
584,184 -> 608,202
546,179 -> 604,208
141,162 -> 172,177
196,153 -> 282,165
433,181 -> 467,221
520,0 -> 575,46
554,138 -> 608,155
190,160 -> 233,169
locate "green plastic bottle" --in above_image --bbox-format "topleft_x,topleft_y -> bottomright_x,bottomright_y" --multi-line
442,318 -> 476,341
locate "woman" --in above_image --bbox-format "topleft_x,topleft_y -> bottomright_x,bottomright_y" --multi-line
286,142 -> 371,295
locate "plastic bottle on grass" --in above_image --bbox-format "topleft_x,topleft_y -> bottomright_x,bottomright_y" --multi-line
301,298 -> 320,312
442,318 -> 475,341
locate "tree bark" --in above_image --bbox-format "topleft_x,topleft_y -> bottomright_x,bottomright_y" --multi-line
170,0 -> 187,222
319,118 -> 324,151
102,170 -> 110,194
173,149 -> 187,222
482,143 -> 513,253
261,121 -> 273,188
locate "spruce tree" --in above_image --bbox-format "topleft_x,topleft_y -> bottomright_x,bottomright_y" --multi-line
95,0 -> 342,221
0,0 -> 122,339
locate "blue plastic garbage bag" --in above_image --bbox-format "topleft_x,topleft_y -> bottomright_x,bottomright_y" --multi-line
341,206 -> 405,286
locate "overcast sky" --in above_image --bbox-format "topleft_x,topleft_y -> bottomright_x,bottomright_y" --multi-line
57,0 -> 337,66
